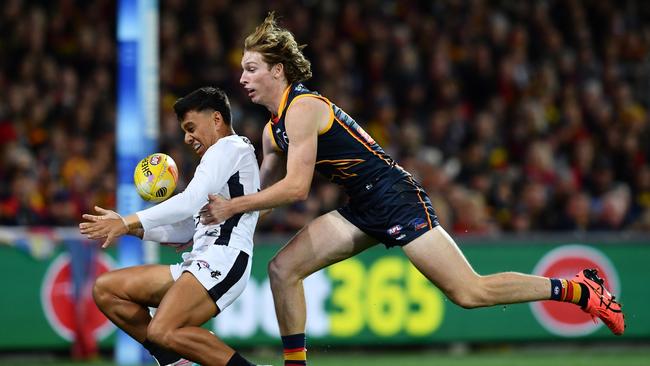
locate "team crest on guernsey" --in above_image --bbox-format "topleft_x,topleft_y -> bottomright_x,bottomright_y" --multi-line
408,218 -> 428,231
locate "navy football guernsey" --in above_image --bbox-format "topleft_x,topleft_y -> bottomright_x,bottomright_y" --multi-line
266,83 -> 409,199
266,83 -> 439,247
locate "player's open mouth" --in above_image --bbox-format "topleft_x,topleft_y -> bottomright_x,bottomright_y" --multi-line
193,142 -> 202,153
246,89 -> 255,97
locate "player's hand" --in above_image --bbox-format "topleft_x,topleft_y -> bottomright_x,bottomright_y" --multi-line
82,206 -> 121,221
79,206 -> 129,248
199,194 -> 234,225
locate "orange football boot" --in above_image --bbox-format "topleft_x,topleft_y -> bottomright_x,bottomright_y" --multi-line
574,268 -> 625,335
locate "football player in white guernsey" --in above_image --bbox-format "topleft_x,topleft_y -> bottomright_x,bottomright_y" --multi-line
79,87 -> 261,366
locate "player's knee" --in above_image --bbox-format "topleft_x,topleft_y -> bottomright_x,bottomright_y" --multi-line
267,256 -> 286,283
443,278 -> 489,309
92,271 -> 117,308
268,256 -> 298,285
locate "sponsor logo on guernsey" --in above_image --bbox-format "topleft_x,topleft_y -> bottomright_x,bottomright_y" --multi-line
196,260 -> 211,271
205,228 -> 220,237
274,128 -> 289,147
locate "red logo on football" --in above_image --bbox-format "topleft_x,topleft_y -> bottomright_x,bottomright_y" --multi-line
149,155 -> 161,165
530,245 -> 620,337
40,253 -> 115,341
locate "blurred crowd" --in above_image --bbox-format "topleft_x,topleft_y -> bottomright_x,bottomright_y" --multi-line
2,0 -> 650,235
0,0 -> 116,226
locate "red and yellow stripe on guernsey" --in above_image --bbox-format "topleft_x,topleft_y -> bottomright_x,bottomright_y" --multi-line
282,91 -> 394,168
334,117 -> 394,167
559,279 -> 583,303
284,346 -> 307,362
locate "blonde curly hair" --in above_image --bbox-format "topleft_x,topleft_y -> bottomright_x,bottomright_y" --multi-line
244,12 -> 312,84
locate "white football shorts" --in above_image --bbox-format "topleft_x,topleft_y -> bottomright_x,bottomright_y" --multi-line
169,244 -> 252,312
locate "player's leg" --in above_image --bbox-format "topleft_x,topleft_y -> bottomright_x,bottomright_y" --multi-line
146,247 -> 255,366
146,272 -> 252,366
93,264 -> 172,339
403,226 -> 624,334
403,227 -> 550,307
268,210 -> 378,365
92,264 -> 181,363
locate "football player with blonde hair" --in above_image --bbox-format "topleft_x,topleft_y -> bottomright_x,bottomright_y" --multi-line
203,13 -> 625,366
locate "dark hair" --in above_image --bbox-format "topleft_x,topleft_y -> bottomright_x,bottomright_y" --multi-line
173,87 -> 232,125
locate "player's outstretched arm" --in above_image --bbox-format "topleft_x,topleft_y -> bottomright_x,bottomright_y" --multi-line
82,206 -> 145,238
79,206 -> 141,248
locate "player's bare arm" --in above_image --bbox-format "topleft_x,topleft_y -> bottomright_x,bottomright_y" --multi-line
80,209 -> 143,248
201,98 -> 329,224
81,207 -> 191,251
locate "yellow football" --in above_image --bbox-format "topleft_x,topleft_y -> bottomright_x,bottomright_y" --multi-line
133,153 -> 179,203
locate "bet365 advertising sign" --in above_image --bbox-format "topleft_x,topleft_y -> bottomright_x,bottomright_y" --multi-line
208,241 -> 644,345
214,255 -> 446,343
0,237 -> 647,350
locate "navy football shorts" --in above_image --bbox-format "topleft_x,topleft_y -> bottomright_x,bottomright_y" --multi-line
338,176 -> 440,248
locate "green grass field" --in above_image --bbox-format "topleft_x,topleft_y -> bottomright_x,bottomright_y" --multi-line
255,348 -> 650,366
7,347 -> 650,366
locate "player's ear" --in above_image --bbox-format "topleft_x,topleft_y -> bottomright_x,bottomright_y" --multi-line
212,111 -> 223,126
272,63 -> 284,79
